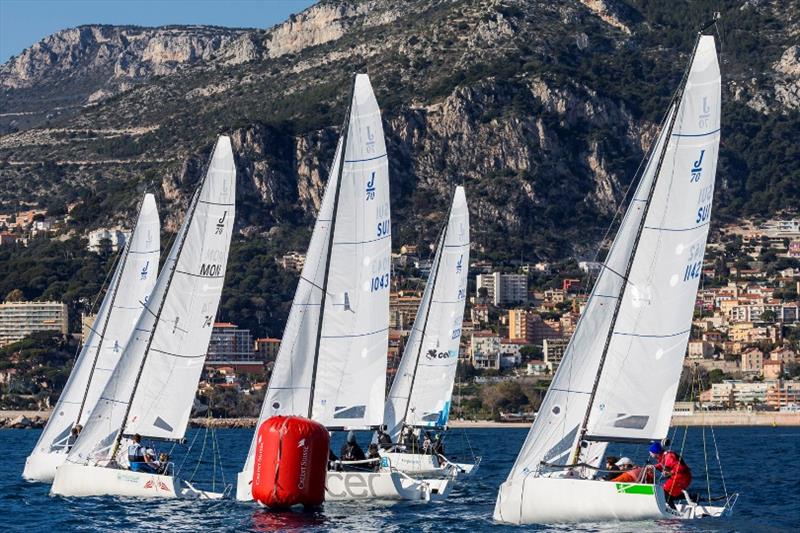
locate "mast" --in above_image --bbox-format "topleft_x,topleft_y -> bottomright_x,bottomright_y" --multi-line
572,33 -> 706,461
307,80 -> 354,420
109,145 -> 212,459
74,196 -> 144,424
401,198 -> 453,428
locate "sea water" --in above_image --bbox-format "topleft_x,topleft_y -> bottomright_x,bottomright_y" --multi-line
1,426 -> 797,532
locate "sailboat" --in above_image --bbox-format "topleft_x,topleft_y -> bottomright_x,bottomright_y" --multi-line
51,136 -> 236,499
381,186 -> 477,477
494,33 -> 735,524
237,74 -> 451,503
23,193 -> 160,483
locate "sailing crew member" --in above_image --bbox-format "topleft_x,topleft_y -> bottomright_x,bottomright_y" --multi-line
367,443 -> 381,471
649,441 -> 692,507
602,455 -> 621,480
608,457 -> 653,484
376,428 -> 393,450
401,426 -> 418,453
128,434 -> 157,473
422,432 -> 433,454
340,431 -> 366,469
66,424 -> 83,451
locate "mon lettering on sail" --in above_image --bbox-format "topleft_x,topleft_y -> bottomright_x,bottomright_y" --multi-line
199,263 -> 222,277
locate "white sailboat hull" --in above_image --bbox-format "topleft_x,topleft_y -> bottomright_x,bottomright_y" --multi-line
51,463 -> 223,499
235,468 -> 452,502
325,471 -> 451,502
380,451 -> 477,477
494,476 -> 675,524
22,451 -> 67,483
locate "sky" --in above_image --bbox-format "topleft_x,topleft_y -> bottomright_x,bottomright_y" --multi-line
0,0 -> 318,63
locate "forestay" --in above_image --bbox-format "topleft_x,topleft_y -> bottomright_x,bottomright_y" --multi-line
384,187 -> 469,440
67,137 -> 236,464
28,194 -> 159,457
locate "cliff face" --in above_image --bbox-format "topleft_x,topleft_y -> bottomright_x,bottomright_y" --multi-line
1,0 -> 798,260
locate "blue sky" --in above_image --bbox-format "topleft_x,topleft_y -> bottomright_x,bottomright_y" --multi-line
0,0 -> 318,63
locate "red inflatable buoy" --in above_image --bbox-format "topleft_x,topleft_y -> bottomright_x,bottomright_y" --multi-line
252,415 -> 330,508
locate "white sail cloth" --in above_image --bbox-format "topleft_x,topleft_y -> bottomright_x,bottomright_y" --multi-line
502,35 -> 720,482
242,74 -> 389,475
67,137 -> 236,465
586,36 -> 720,440
24,194 -> 159,477
384,186 -> 469,440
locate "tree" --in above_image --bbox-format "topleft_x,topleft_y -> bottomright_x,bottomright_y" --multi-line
5,289 -> 24,302
760,310 -> 776,323
519,345 -> 543,360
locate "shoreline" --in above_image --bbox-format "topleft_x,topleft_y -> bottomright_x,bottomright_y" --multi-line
2,410 -> 799,429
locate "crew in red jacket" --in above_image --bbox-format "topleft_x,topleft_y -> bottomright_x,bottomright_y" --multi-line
649,441 -> 692,508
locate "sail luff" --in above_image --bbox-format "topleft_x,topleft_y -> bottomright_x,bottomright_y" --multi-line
25,193 -> 159,470
67,137 -> 235,465
402,206 -> 450,422
307,89 -> 353,419
584,34 -> 720,441
501,101 -> 677,480
574,36 -> 705,458
75,195 -> 147,424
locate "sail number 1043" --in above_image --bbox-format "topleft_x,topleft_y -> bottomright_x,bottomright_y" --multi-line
371,273 -> 389,292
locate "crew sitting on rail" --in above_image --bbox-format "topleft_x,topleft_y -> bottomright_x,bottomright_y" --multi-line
608,457 -> 654,484
401,426 -> 419,453
128,434 -> 158,473
376,428 -> 393,450
649,441 -> 692,508
340,430 -> 366,470
602,455 -> 621,480
367,443 -> 381,471
66,424 -> 83,452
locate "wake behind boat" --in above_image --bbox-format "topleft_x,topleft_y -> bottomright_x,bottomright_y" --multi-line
494,29 -> 737,525
51,136 -> 236,499
23,193 -> 160,483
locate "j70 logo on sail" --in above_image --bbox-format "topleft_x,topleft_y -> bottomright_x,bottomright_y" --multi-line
366,172 -> 376,201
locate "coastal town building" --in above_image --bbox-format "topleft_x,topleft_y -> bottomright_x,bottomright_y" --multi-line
389,290 -> 422,330
0,301 -> 69,346
543,338 -> 569,373
476,272 -> 528,306
279,251 -> 306,271
87,228 -> 127,252
254,337 -> 281,362
205,322 -> 260,373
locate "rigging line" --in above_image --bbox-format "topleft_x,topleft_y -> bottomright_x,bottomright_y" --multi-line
709,423 -> 728,498
109,137 -> 215,461
308,78 -> 355,420
402,195 -> 453,427
572,31 -> 704,464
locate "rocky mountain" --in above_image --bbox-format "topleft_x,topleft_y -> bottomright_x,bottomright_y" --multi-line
0,0 -> 798,332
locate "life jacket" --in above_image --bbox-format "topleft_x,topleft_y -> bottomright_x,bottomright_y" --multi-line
128,443 -> 145,462
659,450 -> 691,477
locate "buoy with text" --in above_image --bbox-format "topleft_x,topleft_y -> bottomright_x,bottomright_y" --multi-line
252,415 -> 330,508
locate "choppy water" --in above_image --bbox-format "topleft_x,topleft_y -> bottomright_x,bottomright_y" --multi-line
1,426 -> 797,532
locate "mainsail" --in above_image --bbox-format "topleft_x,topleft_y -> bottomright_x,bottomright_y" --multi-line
502,34 -> 720,483
242,73 -> 390,474
67,136 -> 236,464
384,186 -> 469,440
26,194 -> 159,462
